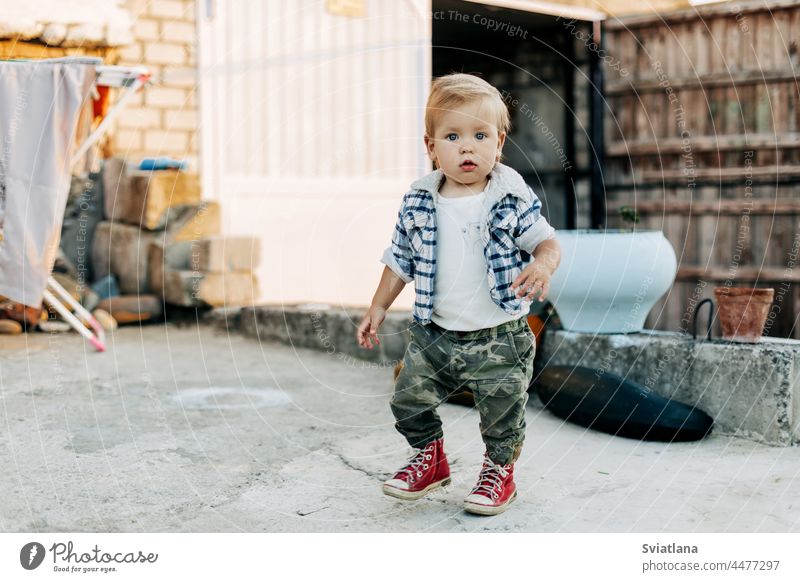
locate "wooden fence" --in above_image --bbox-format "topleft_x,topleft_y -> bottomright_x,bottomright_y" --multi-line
603,0 -> 800,338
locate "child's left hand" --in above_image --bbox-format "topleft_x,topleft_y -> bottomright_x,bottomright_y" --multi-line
511,262 -> 553,302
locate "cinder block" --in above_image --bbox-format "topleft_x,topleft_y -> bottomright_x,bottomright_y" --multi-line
92,221 -> 159,294
193,236 -> 260,272
161,270 -> 257,307
155,236 -> 260,272
166,201 -> 221,242
102,157 -> 201,229
101,157 -> 126,206
94,202 -> 220,295
147,242 -> 167,297
147,234 -> 259,304
128,168 -> 200,230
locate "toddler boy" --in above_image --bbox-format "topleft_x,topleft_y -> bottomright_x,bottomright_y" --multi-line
357,73 -> 561,515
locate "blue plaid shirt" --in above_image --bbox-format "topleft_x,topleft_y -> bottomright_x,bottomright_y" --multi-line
381,163 -> 556,325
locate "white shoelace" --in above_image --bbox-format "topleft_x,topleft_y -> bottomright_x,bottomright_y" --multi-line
470,456 -> 510,499
395,445 -> 434,484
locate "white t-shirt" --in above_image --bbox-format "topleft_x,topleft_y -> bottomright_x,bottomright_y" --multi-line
431,190 -> 520,331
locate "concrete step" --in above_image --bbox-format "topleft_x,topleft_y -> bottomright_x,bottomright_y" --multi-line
237,303 -> 412,367
540,330 -> 800,447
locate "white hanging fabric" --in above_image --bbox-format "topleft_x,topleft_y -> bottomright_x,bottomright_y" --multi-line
0,60 -> 95,307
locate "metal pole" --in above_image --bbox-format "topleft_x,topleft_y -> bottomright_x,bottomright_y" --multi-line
588,19 -> 606,229
563,25 -> 577,230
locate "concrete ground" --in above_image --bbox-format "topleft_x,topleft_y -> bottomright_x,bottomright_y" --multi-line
1,322 -> 798,533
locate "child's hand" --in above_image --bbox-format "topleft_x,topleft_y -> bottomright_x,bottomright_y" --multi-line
356,306 -> 386,349
511,262 -> 553,302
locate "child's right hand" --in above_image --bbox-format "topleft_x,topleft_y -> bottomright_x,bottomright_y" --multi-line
356,306 -> 386,349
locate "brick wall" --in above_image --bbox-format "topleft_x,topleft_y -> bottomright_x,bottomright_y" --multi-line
113,0 -> 198,167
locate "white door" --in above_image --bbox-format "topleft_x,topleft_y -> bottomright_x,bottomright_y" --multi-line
198,0 -> 431,310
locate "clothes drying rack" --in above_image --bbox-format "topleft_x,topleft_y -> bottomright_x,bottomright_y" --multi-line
13,57 -> 151,352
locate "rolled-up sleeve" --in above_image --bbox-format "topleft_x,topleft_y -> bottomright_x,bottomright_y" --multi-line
514,185 -> 556,253
379,204 -> 415,284
380,245 -> 414,284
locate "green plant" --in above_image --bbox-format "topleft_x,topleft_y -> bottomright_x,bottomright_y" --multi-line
618,205 -> 640,225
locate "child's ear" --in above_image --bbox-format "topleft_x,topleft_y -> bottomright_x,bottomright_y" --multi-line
496,132 -> 506,160
423,134 -> 437,162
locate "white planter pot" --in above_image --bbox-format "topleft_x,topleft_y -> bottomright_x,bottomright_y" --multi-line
548,229 -> 677,333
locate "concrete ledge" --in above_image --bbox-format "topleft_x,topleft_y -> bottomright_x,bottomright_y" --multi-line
539,330 -> 800,447
236,303 -> 412,366
211,304 -> 800,446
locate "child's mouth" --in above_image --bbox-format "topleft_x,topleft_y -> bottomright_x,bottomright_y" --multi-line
460,161 -> 477,171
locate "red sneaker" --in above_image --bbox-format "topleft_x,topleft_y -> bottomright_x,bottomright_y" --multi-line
382,438 -> 451,500
463,453 -> 517,515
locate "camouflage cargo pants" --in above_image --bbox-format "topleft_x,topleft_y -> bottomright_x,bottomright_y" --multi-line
390,316 -> 535,465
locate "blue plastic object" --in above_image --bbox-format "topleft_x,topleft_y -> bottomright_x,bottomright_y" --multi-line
91,274 -> 120,301
139,157 -> 187,171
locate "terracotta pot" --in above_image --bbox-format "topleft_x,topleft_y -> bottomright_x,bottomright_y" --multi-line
526,314 -> 546,348
713,287 -> 774,342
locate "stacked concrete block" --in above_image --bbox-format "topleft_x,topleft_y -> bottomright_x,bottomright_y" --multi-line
92,201 -> 221,294
91,221 -> 158,294
102,156 -> 202,229
92,157 -> 221,295
148,236 -> 260,307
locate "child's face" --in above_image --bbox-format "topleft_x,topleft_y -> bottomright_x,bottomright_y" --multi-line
424,98 -> 506,188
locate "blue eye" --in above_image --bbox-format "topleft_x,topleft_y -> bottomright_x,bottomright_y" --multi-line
445,133 -> 458,141
476,132 -> 487,141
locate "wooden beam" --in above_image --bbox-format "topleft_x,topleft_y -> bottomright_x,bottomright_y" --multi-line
606,71 -> 799,96
604,0 -> 799,30
463,0 -> 607,21
608,167 -> 800,187
0,40 -> 110,60
607,134 -> 800,157
676,266 -> 800,283
643,167 -> 800,180
609,200 -> 800,215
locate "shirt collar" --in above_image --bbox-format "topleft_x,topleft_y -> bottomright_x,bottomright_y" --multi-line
409,162 -> 531,207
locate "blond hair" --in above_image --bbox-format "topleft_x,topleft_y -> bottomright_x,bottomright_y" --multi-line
424,73 -> 511,138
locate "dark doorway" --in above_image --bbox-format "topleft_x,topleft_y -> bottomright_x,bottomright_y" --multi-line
432,0 -> 599,230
